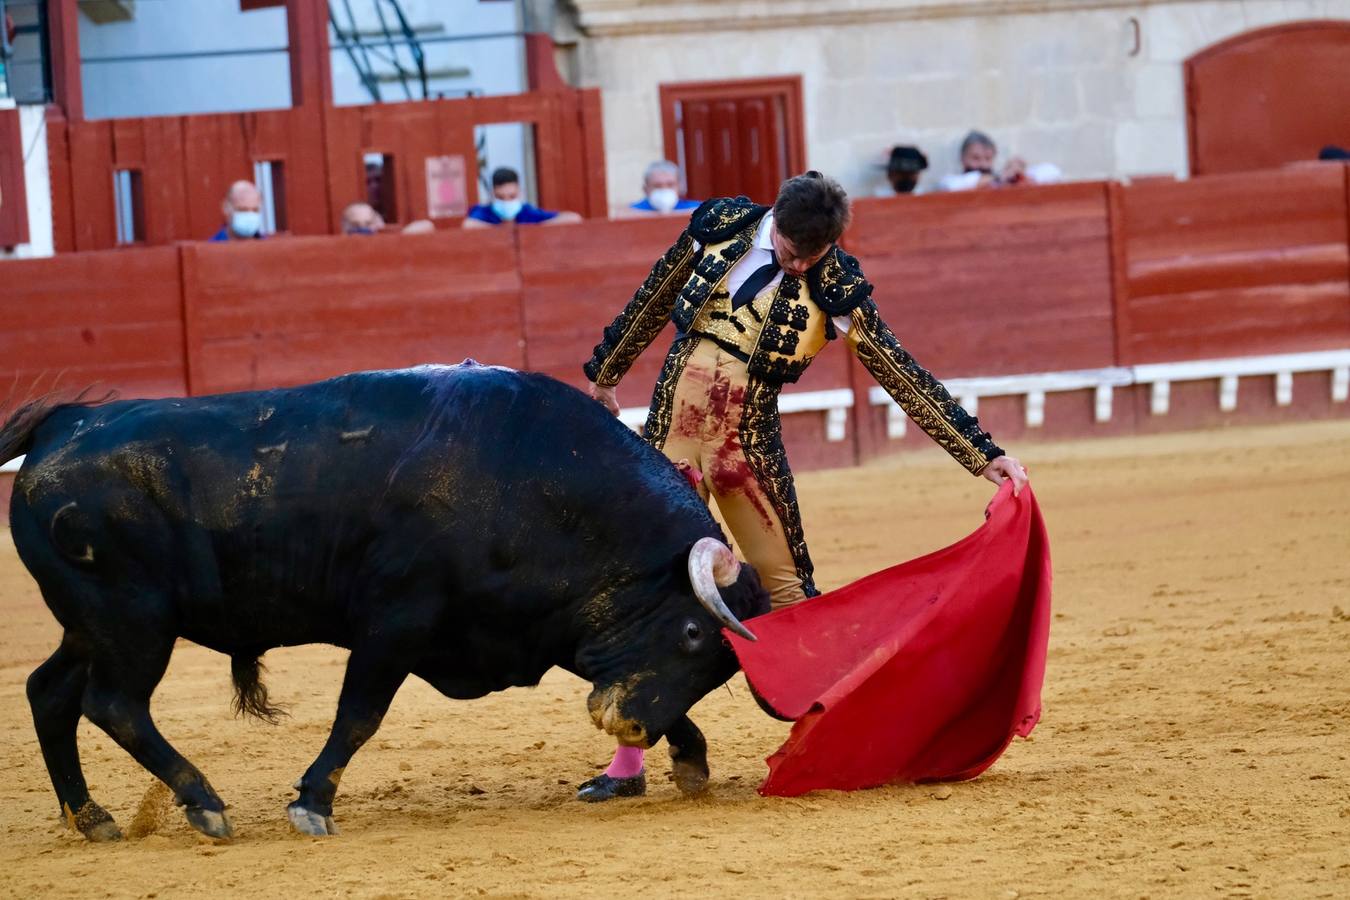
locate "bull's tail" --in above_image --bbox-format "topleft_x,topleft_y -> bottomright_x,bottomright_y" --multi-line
230,653 -> 288,725
0,398 -> 59,465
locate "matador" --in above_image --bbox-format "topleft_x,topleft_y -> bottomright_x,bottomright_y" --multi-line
577,172 -> 1027,801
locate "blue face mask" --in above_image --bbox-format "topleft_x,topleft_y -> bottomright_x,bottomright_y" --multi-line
491,198 -> 524,222
230,210 -> 262,238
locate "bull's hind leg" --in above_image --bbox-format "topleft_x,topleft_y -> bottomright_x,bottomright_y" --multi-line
289,647 -> 409,836
27,639 -> 121,842
80,639 -> 234,840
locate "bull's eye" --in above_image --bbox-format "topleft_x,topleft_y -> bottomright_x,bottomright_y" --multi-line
680,619 -> 704,653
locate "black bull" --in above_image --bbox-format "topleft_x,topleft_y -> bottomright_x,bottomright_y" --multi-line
2,363 -> 770,840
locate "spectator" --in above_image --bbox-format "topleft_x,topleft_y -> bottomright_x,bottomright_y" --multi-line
884,145 -> 928,194
629,160 -> 701,214
341,202 -> 435,235
463,167 -> 581,228
210,180 -> 265,241
937,131 -> 1061,192
342,202 -> 385,235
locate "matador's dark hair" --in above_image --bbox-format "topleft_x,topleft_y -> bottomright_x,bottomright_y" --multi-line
772,171 -> 851,256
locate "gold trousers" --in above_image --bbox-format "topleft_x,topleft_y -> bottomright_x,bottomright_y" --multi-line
644,336 -> 818,608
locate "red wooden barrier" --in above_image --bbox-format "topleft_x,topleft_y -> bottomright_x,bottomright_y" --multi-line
847,183 -> 1118,462
49,91 -> 608,253
0,246 -> 186,400
180,229 -> 523,396
848,183 -> 1117,377
517,215 -> 685,395
1114,165 -> 1350,364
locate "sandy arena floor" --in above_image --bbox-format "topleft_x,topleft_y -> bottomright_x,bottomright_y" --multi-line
1,420 -> 1348,898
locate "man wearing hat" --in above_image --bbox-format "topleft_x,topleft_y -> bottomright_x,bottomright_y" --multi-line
885,145 -> 929,194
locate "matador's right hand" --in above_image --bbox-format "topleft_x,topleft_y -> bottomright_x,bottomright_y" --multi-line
588,382 -> 620,417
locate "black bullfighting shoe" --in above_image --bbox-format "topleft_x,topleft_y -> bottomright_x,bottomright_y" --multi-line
575,772 -> 647,802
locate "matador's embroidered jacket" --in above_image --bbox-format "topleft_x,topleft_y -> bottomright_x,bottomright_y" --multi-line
583,197 -> 1004,475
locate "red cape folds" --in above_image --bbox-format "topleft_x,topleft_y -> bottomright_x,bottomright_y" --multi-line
728,482 -> 1051,797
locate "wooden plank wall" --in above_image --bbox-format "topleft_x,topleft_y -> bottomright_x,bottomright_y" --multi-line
49,90 -> 608,252
0,247 -> 187,400
1114,165 -> 1350,364
848,182 -> 1118,459
180,229 -> 523,396
4,165 -> 1350,475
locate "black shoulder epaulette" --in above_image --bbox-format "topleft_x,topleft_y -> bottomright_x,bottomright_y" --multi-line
688,196 -> 771,244
807,246 -> 873,315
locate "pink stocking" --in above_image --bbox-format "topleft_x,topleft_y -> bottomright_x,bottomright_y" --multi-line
604,745 -> 645,778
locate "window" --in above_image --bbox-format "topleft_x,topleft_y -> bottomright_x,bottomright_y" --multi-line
660,76 -> 806,205
253,159 -> 289,233
363,152 -> 398,223
113,169 -> 145,245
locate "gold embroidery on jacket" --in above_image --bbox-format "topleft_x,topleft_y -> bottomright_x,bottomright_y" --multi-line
643,336 -> 700,451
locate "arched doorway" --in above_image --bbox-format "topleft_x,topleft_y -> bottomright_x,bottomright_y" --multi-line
1186,21 -> 1350,175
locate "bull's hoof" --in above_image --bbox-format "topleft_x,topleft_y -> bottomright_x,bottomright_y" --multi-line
67,801 -> 123,842
287,803 -> 340,836
184,807 -> 234,840
576,772 -> 646,803
671,758 -> 710,797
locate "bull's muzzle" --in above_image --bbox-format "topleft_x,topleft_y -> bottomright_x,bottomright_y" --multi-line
587,684 -> 651,748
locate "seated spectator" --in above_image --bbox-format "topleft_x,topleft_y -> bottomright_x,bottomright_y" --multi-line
210,180 -> 265,241
341,202 -> 435,235
884,145 -> 928,194
342,202 -> 386,235
628,160 -> 701,214
937,131 -> 1060,192
463,168 -> 581,228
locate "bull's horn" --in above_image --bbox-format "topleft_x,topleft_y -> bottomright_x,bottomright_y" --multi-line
688,537 -> 757,642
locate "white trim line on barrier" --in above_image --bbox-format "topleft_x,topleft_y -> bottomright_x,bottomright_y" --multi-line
619,387 -> 857,443
869,350 -> 1350,430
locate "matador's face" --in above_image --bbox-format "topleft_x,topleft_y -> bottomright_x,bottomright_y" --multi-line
770,225 -> 831,278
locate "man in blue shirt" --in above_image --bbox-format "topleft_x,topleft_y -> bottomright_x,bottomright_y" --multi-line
628,160 -> 701,214
463,167 -> 581,228
209,181 -> 267,241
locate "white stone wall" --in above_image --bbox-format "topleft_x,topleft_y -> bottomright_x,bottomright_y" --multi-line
566,0 -> 1350,204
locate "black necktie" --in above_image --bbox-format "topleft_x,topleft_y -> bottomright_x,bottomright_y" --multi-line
730,251 -> 780,310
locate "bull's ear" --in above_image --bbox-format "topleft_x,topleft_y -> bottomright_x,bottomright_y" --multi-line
730,564 -> 772,619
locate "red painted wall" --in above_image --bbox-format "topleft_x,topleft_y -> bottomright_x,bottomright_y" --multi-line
48,91 -> 609,253
4,168 -> 1350,490
1115,165 -> 1350,364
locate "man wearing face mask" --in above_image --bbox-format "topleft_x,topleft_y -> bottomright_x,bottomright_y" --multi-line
576,171 -> 1029,801
463,167 -> 581,228
628,160 -> 701,215
209,180 -> 267,241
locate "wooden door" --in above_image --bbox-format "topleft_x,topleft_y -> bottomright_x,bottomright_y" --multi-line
660,76 -> 805,205
1186,22 -> 1350,176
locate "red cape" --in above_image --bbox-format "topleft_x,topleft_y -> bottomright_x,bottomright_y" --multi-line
728,482 -> 1051,796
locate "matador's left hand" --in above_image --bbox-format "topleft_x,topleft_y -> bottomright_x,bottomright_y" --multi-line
982,455 -> 1029,497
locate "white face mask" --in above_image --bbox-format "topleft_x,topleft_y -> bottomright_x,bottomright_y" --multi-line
230,210 -> 262,237
647,188 -> 680,213
491,198 -> 524,222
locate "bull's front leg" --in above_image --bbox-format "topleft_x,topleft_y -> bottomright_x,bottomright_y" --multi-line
664,715 -> 710,796
289,647 -> 409,836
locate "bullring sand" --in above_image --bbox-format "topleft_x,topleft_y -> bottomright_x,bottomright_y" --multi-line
1,420 -> 1347,898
